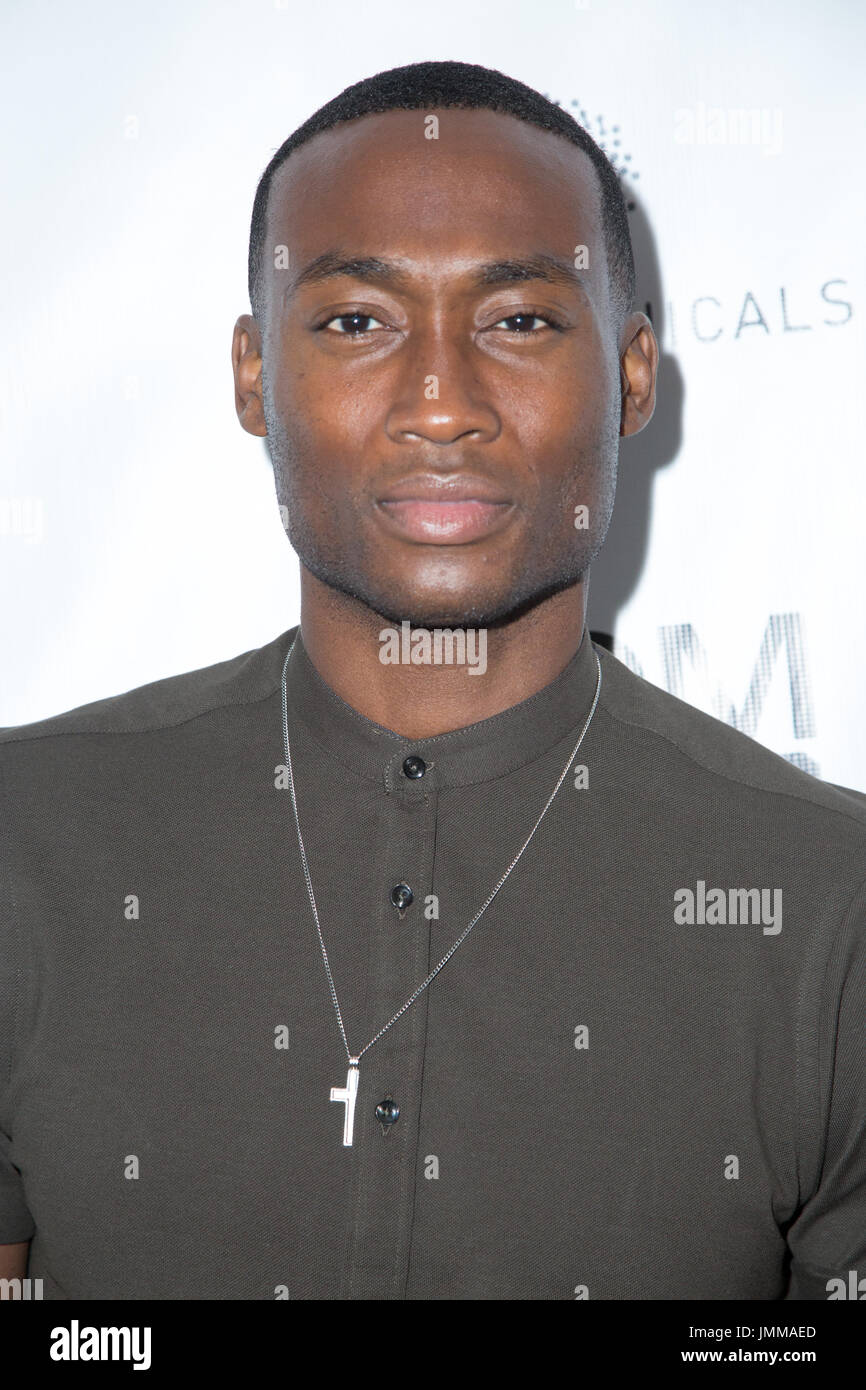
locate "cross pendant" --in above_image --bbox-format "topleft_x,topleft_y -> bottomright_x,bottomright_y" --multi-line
330,1057 -> 360,1147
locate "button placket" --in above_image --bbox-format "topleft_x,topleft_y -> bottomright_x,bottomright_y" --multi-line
344,752 -> 438,1298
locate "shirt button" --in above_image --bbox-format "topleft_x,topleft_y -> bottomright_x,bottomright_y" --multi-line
402,755 -> 426,779
389,882 -> 414,910
376,1099 -> 400,1126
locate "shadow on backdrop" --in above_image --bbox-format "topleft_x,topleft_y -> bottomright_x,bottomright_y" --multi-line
588,193 -> 684,651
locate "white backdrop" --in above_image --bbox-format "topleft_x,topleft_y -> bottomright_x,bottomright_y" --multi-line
1,0 -> 863,788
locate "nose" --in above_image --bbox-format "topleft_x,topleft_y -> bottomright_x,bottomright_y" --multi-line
384,324 -> 501,447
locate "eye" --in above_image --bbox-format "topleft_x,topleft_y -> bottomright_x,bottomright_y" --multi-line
319,312 -> 386,335
489,312 -> 563,334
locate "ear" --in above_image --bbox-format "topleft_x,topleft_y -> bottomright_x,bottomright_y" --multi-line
232,314 -> 267,437
619,312 -> 658,437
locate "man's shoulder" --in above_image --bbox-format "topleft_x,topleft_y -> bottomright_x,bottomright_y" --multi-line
0,628 -> 294,752
595,641 -> 866,827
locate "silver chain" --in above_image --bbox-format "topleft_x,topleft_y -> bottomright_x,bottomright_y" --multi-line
280,634 -> 602,1065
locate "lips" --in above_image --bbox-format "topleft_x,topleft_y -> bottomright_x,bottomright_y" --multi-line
378,473 -> 511,505
376,474 -> 515,544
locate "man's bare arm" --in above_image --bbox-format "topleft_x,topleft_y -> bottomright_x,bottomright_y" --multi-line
0,1242 -> 29,1280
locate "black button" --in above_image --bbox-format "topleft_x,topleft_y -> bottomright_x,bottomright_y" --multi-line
390,882 -> 413,910
376,1099 -> 400,1126
402,755 -> 426,779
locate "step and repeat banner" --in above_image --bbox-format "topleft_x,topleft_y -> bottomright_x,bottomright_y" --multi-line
1,0 -> 862,787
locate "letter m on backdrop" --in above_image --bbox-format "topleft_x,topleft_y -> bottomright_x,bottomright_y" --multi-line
657,613 -> 818,774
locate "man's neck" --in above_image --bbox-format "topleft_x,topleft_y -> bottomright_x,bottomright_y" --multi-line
296,569 -> 588,739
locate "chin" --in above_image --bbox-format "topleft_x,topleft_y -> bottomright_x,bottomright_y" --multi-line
368,599 -> 494,630
299,544 -> 584,631
360,582 -> 576,632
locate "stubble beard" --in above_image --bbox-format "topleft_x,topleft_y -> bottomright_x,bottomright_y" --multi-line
262,375 -> 618,631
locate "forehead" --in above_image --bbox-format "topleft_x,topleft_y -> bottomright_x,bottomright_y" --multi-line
266,107 -> 603,267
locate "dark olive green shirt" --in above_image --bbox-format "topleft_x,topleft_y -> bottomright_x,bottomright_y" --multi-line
1,624 -> 865,1299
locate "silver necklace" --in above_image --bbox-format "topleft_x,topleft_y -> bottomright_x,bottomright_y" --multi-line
280,634 -> 602,1147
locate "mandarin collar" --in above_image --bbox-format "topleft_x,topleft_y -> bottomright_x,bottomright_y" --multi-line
280,622 -> 602,792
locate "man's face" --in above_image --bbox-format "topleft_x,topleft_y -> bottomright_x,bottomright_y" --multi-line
236,107 -> 655,627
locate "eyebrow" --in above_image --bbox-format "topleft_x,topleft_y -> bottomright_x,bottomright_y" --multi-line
284,250 -> 588,300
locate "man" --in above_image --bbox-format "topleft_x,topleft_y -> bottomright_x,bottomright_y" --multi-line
1,59 -> 864,1301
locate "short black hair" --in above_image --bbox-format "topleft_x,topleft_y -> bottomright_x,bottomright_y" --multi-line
248,59 -> 635,330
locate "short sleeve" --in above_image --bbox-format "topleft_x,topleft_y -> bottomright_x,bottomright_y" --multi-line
784,875 -> 866,1299
0,1120 -> 34,1243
